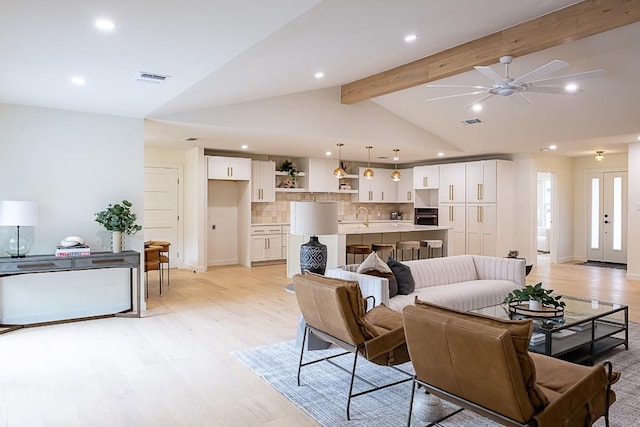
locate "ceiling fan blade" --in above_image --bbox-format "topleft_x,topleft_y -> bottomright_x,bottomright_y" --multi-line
464,93 -> 494,110
527,69 -> 605,86
425,84 -> 491,90
426,90 -> 487,102
525,86 -> 582,95
474,66 -> 506,84
515,59 -> 568,83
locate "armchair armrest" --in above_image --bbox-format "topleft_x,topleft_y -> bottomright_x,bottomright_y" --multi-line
325,268 -> 389,308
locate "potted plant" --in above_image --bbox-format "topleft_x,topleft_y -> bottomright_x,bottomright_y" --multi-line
278,160 -> 299,183
503,282 -> 566,311
95,200 -> 142,253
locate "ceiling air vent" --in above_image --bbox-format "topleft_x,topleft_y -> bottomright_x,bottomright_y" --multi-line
135,72 -> 170,83
461,118 -> 482,125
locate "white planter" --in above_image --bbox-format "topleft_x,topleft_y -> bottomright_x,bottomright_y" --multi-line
112,231 -> 123,253
528,299 -> 540,310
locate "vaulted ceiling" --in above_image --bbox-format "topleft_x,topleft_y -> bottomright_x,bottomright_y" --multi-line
2,1 -> 639,164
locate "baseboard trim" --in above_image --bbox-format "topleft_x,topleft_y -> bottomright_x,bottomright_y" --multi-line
626,272 -> 640,282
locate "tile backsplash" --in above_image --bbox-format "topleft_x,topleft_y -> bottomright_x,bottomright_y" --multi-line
251,192 -> 414,224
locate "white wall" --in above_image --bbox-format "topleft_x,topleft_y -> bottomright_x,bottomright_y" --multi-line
627,143 -> 640,280
0,103 -> 144,321
182,147 -> 207,272
511,155 -> 535,264
572,153 -> 628,262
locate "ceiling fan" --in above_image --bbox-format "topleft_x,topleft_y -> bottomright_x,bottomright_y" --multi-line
425,55 -> 604,108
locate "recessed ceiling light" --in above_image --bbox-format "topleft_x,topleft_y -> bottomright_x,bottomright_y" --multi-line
540,147 -> 550,152
325,151 -> 332,156
393,155 -> 399,161
549,145 -> 557,150
95,19 -> 115,31
404,34 -> 418,43
471,103 -> 483,112
437,152 -> 444,157
565,82 -> 578,93
314,72 -> 324,79
71,76 -> 86,86
241,145 -> 248,150
637,135 -> 640,141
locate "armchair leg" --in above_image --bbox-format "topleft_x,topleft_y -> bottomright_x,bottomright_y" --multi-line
407,377 -> 417,427
346,350 -> 359,421
297,325 -> 308,386
603,361 -> 614,427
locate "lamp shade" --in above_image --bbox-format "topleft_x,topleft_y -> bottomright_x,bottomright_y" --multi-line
0,201 -> 38,226
290,201 -> 338,236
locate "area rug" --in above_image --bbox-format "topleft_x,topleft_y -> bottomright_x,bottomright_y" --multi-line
234,324 -> 640,426
579,261 -> 627,270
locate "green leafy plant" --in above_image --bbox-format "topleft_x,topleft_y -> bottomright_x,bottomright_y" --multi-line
278,160 -> 299,181
95,200 -> 142,235
503,282 -> 566,309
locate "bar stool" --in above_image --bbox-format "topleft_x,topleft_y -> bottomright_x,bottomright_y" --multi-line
396,240 -> 420,261
345,244 -> 371,264
144,245 -> 162,298
371,243 -> 396,260
149,240 -> 171,287
421,239 -> 443,258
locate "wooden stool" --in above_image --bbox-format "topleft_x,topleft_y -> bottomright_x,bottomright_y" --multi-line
396,241 -> 420,261
421,239 -> 443,258
371,243 -> 396,260
345,244 -> 371,264
149,240 -> 171,287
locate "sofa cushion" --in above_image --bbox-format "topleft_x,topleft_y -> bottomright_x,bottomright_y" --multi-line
357,252 -> 392,274
413,299 -> 549,412
404,255 -> 478,289
387,257 -> 415,295
411,279 -> 521,312
360,269 -> 398,298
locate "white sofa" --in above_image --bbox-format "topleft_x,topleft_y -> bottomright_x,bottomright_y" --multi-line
326,255 -> 526,313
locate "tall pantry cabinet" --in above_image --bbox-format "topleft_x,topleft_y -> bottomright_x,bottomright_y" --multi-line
438,163 -> 467,255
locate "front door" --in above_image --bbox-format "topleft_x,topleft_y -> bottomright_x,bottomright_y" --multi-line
587,171 -> 627,264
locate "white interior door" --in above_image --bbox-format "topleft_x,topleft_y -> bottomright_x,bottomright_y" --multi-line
587,171 -> 627,263
144,167 -> 180,266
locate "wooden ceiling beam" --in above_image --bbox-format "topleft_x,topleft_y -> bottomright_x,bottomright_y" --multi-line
341,0 -> 640,104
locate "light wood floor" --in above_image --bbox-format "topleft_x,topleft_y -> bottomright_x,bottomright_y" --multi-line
0,259 -> 636,426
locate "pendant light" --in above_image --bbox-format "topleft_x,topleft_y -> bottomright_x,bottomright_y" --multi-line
595,150 -> 604,162
333,143 -> 346,178
363,146 -> 374,180
391,149 -> 401,181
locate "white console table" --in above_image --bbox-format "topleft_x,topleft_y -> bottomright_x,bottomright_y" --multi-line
0,251 -> 141,334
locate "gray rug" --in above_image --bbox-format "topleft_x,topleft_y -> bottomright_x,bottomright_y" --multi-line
233,325 -> 640,427
579,261 -> 627,270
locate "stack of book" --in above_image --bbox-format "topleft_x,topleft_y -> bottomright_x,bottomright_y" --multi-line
55,245 -> 91,257
530,332 -> 546,346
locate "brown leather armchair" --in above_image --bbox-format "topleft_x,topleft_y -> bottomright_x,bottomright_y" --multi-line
402,301 -> 618,427
292,273 -> 412,420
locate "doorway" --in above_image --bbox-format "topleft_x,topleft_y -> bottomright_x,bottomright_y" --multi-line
586,171 -> 627,264
536,172 -> 553,264
144,166 -> 181,266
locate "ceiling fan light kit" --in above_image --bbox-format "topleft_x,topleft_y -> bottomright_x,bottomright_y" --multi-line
595,150 -> 604,162
425,55 -> 604,109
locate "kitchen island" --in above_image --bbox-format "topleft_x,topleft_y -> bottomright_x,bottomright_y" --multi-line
286,221 -> 453,278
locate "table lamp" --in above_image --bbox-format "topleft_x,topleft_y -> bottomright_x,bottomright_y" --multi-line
290,201 -> 338,274
0,200 -> 39,258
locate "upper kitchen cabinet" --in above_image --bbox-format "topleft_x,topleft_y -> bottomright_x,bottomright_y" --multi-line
358,167 -> 396,203
466,160 -> 500,203
207,156 -> 251,180
251,160 -> 275,202
302,157 -> 358,193
413,165 -> 440,190
396,168 -> 414,203
438,163 -> 466,203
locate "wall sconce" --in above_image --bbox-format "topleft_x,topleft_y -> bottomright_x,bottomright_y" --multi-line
595,150 -> 604,162
333,143 -> 346,178
391,149 -> 401,182
363,146 -> 374,180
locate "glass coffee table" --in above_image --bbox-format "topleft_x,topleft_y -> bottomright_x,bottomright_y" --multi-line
471,295 -> 628,364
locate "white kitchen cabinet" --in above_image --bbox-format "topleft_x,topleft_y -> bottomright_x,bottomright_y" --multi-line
438,163 -> 466,203
466,203 -> 497,256
439,203 -> 467,255
251,225 -> 283,261
466,160 -> 498,203
413,165 -> 440,189
396,168 -> 414,202
358,167 -> 396,202
302,157 -> 358,193
251,160 -> 275,202
207,156 -> 251,180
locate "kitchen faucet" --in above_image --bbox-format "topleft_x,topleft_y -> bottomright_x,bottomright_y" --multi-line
356,207 -> 369,228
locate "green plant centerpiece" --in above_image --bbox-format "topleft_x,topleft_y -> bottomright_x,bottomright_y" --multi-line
278,160 -> 299,182
95,200 -> 142,253
503,282 -> 566,313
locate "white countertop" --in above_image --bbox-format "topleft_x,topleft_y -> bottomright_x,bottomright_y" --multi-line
338,222 -> 451,235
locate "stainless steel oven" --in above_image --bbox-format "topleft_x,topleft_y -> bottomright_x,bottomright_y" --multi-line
414,207 -> 438,226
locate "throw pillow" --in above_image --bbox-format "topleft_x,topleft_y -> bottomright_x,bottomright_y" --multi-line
386,257 -> 415,295
357,252 -> 392,274
360,269 -> 398,298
